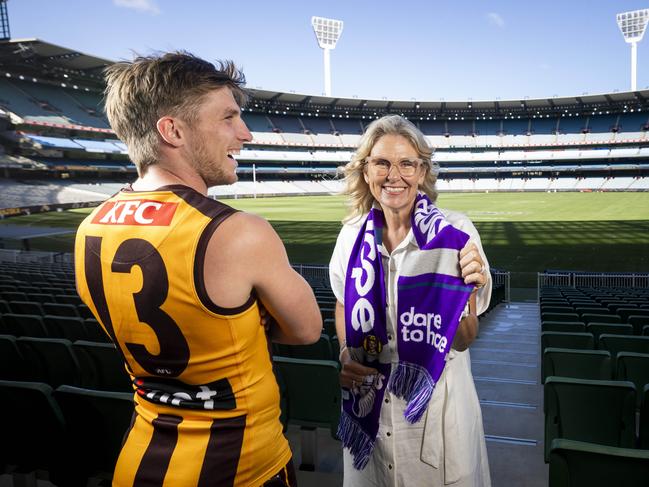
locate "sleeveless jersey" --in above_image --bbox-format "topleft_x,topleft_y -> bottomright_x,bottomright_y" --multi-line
74,184 -> 291,487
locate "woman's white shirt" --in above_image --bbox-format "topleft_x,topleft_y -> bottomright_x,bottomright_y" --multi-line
329,209 -> 492,487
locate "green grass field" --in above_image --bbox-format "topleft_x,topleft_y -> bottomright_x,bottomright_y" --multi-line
1,192 -> 648,287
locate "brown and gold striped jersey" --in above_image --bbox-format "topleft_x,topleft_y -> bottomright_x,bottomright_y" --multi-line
75,184 -> 291,486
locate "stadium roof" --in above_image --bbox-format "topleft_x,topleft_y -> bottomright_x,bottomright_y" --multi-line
248,87 -> 649,119
0,38 -> 110,89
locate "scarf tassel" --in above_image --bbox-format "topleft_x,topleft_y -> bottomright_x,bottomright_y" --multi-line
388,361 -> 435,423
337,410 -> 375,470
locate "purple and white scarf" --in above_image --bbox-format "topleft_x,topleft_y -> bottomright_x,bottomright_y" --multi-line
339,193 -> 474,469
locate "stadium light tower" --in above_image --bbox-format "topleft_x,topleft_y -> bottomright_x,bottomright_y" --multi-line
0,0 -> 10,41
311,16 -> 343,96
616,8 -> 649,91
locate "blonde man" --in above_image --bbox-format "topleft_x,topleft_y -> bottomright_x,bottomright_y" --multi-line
75,52 -> 321,487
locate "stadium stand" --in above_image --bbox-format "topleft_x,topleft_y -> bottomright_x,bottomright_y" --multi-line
0,38 -> 646,208
548,439 -> 649,486
539,282 -> 649,481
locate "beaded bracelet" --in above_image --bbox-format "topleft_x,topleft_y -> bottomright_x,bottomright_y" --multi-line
338,340 -> 348,362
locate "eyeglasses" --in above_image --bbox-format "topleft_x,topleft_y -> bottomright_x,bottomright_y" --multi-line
364,156 -> 425,177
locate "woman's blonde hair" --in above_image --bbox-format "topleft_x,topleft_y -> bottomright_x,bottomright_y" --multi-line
341,115 -> 438,221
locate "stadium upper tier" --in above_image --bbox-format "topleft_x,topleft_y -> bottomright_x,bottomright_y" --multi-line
2,75 -> 647,147
0,39 -> 648,186
0,40 -> 648,146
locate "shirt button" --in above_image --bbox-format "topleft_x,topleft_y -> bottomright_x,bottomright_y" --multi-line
386,431 -> 391,437
388,334 -> 393,341
385,397 -> 390,404
388,464 -> 393,470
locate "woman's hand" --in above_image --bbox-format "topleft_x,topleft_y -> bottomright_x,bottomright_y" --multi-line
459,242 -> 487,289
339,348 -> 379,390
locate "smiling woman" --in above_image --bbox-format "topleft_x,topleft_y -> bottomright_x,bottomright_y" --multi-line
362,135 -> 427,228
329,115 -> 492,486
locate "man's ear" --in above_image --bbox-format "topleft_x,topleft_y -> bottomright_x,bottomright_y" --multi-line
156,116 -> 185,148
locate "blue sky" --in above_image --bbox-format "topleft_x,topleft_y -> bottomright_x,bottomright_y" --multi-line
8,0 -> 649,101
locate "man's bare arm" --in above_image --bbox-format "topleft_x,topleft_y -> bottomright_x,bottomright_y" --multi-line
204,212 -> 322,344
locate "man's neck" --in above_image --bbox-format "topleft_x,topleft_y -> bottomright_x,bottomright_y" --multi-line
131,165 -> 207,195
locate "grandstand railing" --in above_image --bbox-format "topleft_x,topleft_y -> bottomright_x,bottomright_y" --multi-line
0,249 -> 74,263
292,264 -> 330,285
537,271 -> 649,300
491,269 -> 511,303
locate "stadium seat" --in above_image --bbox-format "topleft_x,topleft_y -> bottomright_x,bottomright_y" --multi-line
0,291 -> 27,302
617,308 -> 649,323
548,438 -> 649,487
72,340 -> 133,392
273,356 -> 341,435
2,313 -> 49,338
43,315 -> 89,341
25,292 -> 55,304
16,337 -> 80,388
641,385 -> 649,449
272,342 -> 293,358
0,299 -> 10,314
607,303 -> 637,314
541,322 -> 586,333
43,302 -> 80,317
9,300 -> 44,315
273,356 -> 341,470
77,303 -> 95,320
54,294 -> 83,306
574,306 -> 608,317
41,287 -> 64,295
616,352 -> 649,408
0,313 -> 8,334
542,348 -> 611,383
540,298 -> 569,306
628,315 -> 649,335
286,334 -> 333,361
541,306 -> 575,314
323,317 -> 336,337
582,313 -> 622,325
598,299 -> 623,307
0,380 -> 67,476
544,377 -> 636,462
586,323 -> 633,345
320,307 -> 335,322
541,332 -> 594,351
598,334 -> 649,369
0,334 -> 29,381
568,297 -> 596,304
54,385 -> 134,485
541,312 -> 580,323
330,335 -> 340,362
84,318 -> 111,342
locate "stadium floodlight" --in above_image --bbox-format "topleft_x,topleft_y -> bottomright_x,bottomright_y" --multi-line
616,8 -> 649,91
0,0 -> 10,41
311,16 -> 343,97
